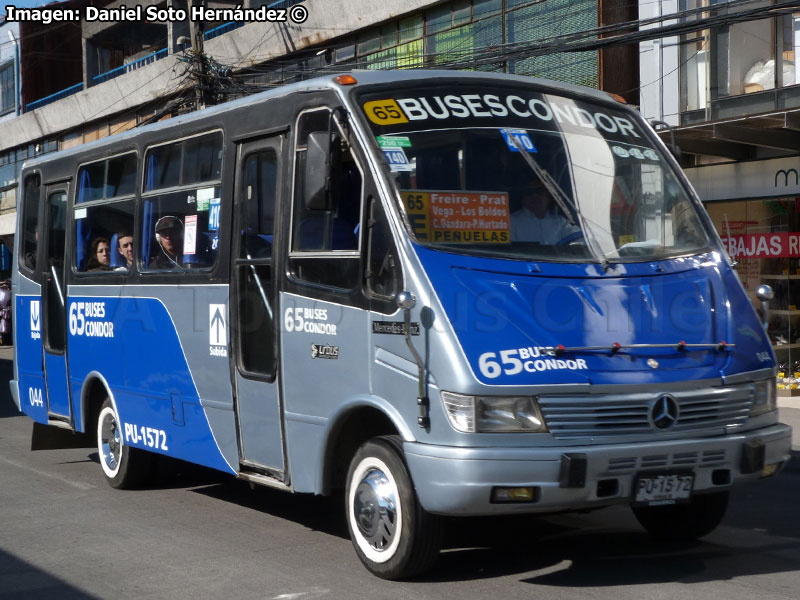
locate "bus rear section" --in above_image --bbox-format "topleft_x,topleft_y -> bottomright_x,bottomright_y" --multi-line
8,71 -> 793,581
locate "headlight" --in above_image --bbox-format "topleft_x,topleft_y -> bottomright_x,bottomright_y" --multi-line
750,378 -> 777,416
441,392 -> 547,433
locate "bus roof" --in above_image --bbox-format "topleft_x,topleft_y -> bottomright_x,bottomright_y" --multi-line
22,69 -> 620,171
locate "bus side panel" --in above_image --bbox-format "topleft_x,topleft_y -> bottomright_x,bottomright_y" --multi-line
66,293 -> 235,474
280,294 -> 372,494
15,293 -> 49,424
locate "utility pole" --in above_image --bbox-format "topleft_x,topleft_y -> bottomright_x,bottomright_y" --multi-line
187,0 -> 208,111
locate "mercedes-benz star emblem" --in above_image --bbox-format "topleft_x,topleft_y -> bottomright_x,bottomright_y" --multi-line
649,395 -> 680,431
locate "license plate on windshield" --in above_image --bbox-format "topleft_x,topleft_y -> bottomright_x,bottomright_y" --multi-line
633,473 -> 694,506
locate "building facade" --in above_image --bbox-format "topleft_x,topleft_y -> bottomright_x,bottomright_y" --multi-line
640,0 -> 800,377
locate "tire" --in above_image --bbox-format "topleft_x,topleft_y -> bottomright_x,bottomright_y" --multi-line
96,398 -> 153,489
632,490 -> 730,540
345,436 -> 443,580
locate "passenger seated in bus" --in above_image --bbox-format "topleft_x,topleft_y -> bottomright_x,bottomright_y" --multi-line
87,237 -> 112,271
115,231 -> 134,271
510,182 -> 580,244
150,216 -> 184,270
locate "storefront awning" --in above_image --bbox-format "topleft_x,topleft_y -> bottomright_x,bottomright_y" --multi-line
657,109 -> 800,162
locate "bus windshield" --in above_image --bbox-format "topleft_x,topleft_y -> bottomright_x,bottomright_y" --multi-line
358,84 -> 712,263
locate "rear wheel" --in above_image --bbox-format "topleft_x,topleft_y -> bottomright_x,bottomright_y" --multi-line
632,490 -> 729,540
96,398 -> 153,489
345,437 -> 443,579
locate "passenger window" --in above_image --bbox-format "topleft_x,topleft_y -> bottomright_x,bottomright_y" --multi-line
145,143 -> 181,190
142,132 -> 223,272
106,154 -> 137,198
74,201 -> 135,273
289,109 -> 363,289
141,189 -> 220,271
182,134 -> 223,185
144,131 -> 222,192
77,152 -> 137,203
20,174 -> 40,272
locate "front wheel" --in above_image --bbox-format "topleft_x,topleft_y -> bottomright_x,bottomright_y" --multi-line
96,398 -> 153,489
632,490 -> 729,540
345,437 -> 443,579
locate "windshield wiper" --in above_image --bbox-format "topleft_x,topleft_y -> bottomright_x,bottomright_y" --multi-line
506,134 -> 612,270
506,134 -> 578,227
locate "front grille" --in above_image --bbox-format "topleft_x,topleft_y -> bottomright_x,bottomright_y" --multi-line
606,449 -> 729,475
539,386 -> 753,440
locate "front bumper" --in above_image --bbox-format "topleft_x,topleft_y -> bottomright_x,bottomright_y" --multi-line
403,423 -> 792,516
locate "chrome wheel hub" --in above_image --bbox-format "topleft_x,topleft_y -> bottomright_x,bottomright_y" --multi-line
353,468 -> 397,552
100,413 -> 120,471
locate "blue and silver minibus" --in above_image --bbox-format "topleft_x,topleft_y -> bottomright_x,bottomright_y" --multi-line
10,70 -> 792,579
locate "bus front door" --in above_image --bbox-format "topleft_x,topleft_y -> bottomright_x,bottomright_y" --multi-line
41,185 -> 71,421
231,136 -> 286,477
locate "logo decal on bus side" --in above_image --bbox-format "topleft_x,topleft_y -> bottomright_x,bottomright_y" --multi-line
372,321 -> 420,336
311,344 -> 339,359
30,300 -> 40,340
209,304 -> 228,357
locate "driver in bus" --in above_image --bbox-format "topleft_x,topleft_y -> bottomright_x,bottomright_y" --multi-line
510,181 -> 580,245
150,216 -> 183,269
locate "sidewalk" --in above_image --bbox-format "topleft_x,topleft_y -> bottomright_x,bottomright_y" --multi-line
779,395 -> 800,410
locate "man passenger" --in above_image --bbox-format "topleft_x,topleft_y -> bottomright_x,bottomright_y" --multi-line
150,216 -> 184,270
116,231 -> 134,271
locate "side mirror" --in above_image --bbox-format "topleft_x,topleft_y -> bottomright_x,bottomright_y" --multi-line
303,131 -> 341,211
757,284 -> 774,331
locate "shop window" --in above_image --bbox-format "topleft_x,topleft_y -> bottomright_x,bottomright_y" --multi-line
357,30 -> 381,55
474,0 -> 501,19
705,198 -> 800,375
0,62 -> 14,116
779,13 -> 800,87
712,5 -> 774,97
399,15 -> 423,42
426,5 -> 452,34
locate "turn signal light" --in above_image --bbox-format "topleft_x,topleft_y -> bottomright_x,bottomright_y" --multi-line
335,75 -> 358,85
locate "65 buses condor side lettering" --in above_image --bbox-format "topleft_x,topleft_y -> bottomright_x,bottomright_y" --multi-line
10,71 -> 792,579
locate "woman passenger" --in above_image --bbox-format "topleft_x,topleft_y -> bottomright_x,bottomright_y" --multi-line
87,237 -> 112,271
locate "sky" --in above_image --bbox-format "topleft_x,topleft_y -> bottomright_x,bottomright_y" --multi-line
5,0 -> 60,10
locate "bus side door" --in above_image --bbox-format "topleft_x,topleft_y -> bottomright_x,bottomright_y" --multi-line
231,134 -> 286,475
41,184 -> 71,421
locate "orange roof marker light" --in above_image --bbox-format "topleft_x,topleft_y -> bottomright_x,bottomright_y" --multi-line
608,92 -> 627,104
335,74 -> 358,85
